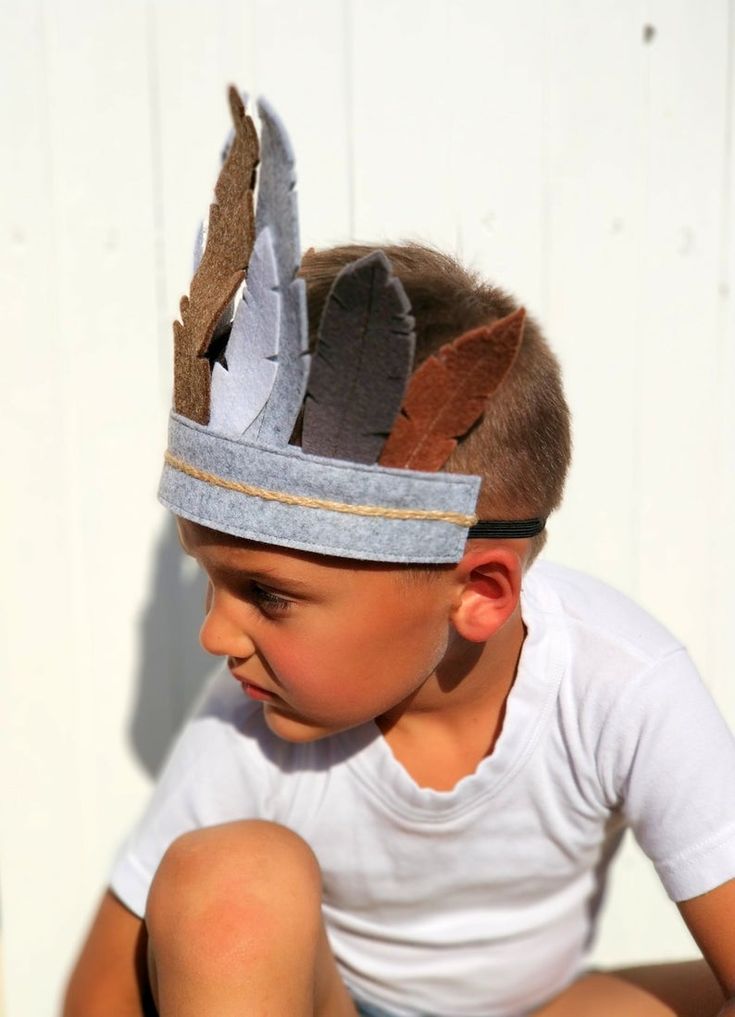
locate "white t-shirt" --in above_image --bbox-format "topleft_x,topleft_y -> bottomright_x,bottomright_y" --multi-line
110,561 -> 735,1017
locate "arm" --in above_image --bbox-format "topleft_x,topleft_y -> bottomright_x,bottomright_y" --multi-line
62,889 -> 156,1017
677,878 -> 735,1017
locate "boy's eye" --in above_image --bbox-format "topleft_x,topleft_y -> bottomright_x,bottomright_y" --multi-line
250,583 -> 291,615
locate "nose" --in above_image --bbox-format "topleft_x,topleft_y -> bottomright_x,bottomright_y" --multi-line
199,582 -> 256,659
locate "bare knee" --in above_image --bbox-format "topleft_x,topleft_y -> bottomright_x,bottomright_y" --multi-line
145,821 -> 322,975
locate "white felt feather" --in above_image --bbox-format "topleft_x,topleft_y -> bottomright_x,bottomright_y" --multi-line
243,96 -> 310,445
209,227 -> 281,435
193,218 -> 207,272
192,216 -> 247,352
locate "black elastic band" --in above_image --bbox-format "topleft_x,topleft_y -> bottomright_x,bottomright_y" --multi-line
467,518 -> 546,539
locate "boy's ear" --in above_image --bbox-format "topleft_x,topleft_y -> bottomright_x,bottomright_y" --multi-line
450,546 -> 524,643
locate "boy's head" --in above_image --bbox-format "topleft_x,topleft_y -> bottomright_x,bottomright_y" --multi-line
161,89 -> 573,741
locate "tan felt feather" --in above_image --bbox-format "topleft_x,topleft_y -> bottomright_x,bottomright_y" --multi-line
173,87 -> 259,423
379,307 -> 526,471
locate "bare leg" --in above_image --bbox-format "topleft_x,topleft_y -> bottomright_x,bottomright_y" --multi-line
144,820 -> 358,1017
532,959 -> 725,1017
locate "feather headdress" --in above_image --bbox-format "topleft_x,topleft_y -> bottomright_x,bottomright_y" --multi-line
160,87 -> 543,564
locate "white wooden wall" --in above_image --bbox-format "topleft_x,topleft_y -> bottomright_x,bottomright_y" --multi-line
1,2 -> 733,1014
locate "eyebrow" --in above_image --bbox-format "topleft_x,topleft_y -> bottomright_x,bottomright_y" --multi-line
220,563 -> 312,593
190,553 -> 315,595
177,527 -> 318,594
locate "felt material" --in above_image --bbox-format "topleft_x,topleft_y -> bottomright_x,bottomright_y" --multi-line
160,412 -> 481,563
161,89 -> 533,564
173,88 -> 259,424
379,307 -> 526,470
254,97 -> 300,276
301,251 -> 415,464
209,226 -> 280,435
243,97 -> 309,445
192,97 -> 247,317
192,214 -> 247,357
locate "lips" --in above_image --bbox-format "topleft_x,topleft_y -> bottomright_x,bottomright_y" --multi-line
229,667 -> 279,702
241,682 -> 276,702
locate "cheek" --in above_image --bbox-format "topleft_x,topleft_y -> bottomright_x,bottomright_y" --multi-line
254,634 -> 352,711
361,594 -> 450,659
338,607 -> 451,690
260,598 -> 451,701
262,634 -> 370,719
258,628 -> 348,692
259,638 -> 314,683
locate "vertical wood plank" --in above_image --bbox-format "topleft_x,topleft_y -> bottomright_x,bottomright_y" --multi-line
253,0 -> 352,248
0,1 -> 91,1012
634,0 -> 728,670
712,0 -> 735,718
350,0 -> 456,249
448,0 -> 549,310
1,2 -> 162,1013
539,0 -> 649,590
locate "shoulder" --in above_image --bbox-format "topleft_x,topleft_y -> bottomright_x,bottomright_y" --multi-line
524,558 -> 684,668
520,559 -> 695,747
521,563 -> 732,826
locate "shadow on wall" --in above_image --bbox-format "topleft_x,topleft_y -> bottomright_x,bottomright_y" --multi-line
130,514 -> 215,777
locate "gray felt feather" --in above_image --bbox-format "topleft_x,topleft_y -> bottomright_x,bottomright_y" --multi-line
301,251 -> 415,464
243,96 -> 309,445
209,226 -> 281,435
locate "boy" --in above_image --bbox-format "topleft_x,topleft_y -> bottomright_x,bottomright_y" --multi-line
63,90 -> 735,1017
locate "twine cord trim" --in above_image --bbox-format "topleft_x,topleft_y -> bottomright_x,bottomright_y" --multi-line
164,451 -> 478,527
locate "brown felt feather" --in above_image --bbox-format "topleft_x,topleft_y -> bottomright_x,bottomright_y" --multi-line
378,307 -> 526,471
173,87 -> 259,423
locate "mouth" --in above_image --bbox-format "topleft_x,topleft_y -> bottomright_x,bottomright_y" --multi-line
229,667 -> 280,702
241,681 -> 278,702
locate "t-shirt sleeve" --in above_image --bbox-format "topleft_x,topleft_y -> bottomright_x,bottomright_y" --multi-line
109,667 -> 276,918
597,647 -> 735,902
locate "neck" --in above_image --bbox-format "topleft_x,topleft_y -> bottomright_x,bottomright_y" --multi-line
376,608 -> 526,791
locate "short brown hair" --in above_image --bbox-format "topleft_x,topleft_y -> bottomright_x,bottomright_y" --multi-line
299,242 -> 572,561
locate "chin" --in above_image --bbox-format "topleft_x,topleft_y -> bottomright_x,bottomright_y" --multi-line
262,703 -> 347,743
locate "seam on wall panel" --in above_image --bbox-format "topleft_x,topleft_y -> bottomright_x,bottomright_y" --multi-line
713,0 -> 735,707
145,3 -> 169,408
0,932 -> 5,1017
720,1 -> 734,309
343,0 -> 355,238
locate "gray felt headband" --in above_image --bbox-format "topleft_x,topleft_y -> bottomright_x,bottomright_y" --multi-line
159,88 -> 543,563
160,414 -> 480,563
